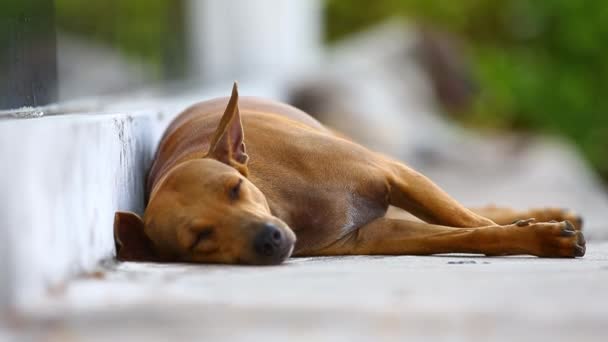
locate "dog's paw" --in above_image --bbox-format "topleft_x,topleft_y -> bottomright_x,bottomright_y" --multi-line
517,220 -> 586,258
527,208 -> 584,231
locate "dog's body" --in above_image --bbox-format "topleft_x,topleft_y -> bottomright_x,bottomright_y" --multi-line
146,96 -> 386,255
115,83 -> 585,264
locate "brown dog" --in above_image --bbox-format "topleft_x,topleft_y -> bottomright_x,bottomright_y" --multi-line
114,83 -> 585,265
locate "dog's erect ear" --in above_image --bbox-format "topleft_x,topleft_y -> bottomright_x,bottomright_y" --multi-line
206,82 -> 249,176
114,211 -> 159,262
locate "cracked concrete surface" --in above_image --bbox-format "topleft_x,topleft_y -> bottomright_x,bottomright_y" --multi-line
4,242 -> 608,341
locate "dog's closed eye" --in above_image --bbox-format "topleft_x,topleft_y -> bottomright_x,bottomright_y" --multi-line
228,179 -> 243,201
191,227 -> 215,251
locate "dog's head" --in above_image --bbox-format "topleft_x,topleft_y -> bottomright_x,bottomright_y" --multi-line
114,83 -> 296,265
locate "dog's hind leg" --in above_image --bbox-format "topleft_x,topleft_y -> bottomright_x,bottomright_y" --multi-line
310,217 -> 585,258
470,206 -> 583,230
382,160 -> 496,227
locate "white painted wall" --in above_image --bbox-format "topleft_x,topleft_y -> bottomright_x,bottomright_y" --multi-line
0,113 -> 155,309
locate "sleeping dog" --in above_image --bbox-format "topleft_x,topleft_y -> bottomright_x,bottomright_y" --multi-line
114,83 -> 585,264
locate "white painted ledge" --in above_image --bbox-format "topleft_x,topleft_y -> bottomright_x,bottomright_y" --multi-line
0,113 -> 155,309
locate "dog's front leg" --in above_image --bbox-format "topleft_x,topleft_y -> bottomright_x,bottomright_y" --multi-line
382,160 -> 495,227
310,218 -> 585,258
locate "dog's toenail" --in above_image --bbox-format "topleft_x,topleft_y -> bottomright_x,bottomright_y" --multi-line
515,218 -> 535,227
564,221 -> 575,231
577,232 -> 586,245
561,229 -> 575,237
575,245 -> 586,257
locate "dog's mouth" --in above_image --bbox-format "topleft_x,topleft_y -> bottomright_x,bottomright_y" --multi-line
277,228 -> 296,262
247,230 -> 295,265
276,243 -> 295,263
250,240 -> 294,265
285,244 -> 295,258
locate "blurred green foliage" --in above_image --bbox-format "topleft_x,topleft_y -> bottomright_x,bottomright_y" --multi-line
55,0 -> 185,80
326,0 -> 608,181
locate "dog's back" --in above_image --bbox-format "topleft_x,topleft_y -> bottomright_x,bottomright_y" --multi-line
147,97 -> 327,197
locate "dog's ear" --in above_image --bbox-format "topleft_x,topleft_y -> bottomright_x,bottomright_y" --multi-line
114,211 -> 159,262
206,81 -> 249,176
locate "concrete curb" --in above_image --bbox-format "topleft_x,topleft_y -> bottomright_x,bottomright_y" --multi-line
0,112 -> 157,309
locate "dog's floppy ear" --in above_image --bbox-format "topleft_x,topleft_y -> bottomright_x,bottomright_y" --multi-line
206,81 -> 249,176
114,211 -> 159,262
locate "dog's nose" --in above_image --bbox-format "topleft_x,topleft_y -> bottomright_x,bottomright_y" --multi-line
253,223 -> 289,264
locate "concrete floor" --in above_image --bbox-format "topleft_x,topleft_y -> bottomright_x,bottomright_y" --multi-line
5,242 -> 608,341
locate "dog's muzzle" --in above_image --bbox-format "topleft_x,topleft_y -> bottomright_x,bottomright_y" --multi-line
252,222 -> 294,265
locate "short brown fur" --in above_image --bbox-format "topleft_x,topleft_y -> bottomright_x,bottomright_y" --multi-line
115,83 -> 585,264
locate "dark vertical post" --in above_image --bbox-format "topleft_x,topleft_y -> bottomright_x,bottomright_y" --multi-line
0,0 -> 58,110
